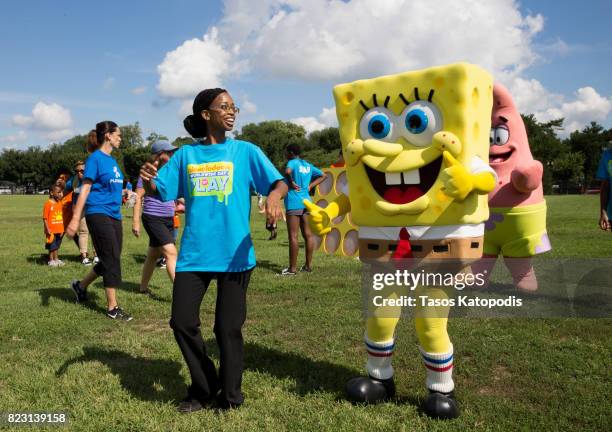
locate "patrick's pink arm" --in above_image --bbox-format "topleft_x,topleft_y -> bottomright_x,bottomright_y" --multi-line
511,160 -> 543,193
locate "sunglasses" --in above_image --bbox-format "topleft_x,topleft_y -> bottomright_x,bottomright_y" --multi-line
75,169 -> 84,173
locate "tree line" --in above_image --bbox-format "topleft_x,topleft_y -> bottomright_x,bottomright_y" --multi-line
0,116 -> 610,194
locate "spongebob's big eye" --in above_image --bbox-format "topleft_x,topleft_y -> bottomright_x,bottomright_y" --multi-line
359,108 -> 396,142
399,101 -> 443,147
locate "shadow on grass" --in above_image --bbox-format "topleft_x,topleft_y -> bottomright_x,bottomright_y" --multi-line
203,338 -> 356,397
255,259 -> 284,274
38,287 -> 107,315
56,346 -> 183,403
131,254 -> 147,264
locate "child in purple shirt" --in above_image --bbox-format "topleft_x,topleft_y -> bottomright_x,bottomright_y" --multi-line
132,140 -> 179,293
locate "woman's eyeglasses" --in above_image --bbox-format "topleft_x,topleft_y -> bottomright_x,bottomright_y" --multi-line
75,169 -> 84,173
208,104 -> 240,114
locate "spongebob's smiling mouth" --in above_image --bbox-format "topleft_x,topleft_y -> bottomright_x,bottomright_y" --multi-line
364,156 -> 443,204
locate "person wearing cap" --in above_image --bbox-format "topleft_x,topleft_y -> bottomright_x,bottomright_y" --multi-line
139,88 -> 287,412
132,140 -> 179,293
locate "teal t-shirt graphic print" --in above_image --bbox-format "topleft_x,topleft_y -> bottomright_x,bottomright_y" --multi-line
188,161 -> 233,204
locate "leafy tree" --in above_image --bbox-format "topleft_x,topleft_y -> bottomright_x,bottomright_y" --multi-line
236,121 -> 308,168
307,127 -> 341,153
173,136 -> 195,147
567,122 -> 609,187
521,114 -> 565,193
146,132 -> 168,144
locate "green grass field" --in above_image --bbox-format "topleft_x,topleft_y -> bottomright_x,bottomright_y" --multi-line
0,195 -> 610,431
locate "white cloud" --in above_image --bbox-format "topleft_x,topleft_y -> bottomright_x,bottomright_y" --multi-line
11,114 -> 33,127
291,106 -> 337,134
158,0 -> 545,94
8,102 -> 74,143
0,130 -> 27,144
44,129 -> 74,141
507,78 -> 612,136
157,0 -> 610,134
242,100 -> 257,114
157,27 -> 236,99
131,86 -> 147,95
31,102 -> 72,130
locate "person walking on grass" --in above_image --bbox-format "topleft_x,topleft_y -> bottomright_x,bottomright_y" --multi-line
65,159 -> 97,265
43,184 -> 65,267
66,121 -> 132,321
139,88 -> 287,413
279,144 -> 325,275
596,147 -> 612,232
132,140 -> 179,294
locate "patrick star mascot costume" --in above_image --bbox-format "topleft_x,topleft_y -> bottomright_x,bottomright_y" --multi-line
480,83 -> 551,290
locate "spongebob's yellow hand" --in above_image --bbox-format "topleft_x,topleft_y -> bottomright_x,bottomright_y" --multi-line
303,200 -> 332,235
440,151 -> 474,201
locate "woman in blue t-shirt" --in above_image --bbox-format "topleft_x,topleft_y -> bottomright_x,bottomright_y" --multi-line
140,88 -> 287,412
66,121 -> 132,321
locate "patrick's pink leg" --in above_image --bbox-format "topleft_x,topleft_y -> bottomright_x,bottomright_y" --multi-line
503,257 -> 538,291
471,254 -> 498,289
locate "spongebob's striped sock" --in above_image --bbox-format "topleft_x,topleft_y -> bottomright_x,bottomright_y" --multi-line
365,335 -> 395,380
419,344 -> 454,393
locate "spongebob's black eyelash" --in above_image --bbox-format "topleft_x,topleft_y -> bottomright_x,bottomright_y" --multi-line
400,88 -> 434,105
384,96 -> 390,108
428,89 -> 434,102
414,88 -> 420,101
359,100 -> 370,111
372,94 -> 378,107
399,93 -> 410,105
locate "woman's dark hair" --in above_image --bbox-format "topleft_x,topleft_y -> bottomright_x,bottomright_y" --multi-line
183,88 -> 227,138
87,121 -> 118,152
286,143 -> 301,156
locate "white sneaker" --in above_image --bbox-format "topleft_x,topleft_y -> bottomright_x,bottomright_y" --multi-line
48,260 -> 59,267
56,259 -> 65,266
82,257 -> 92,266
93,256 -> 100,264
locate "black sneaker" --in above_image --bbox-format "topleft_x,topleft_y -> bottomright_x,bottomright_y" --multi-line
71,280 -> 88,303
106,306 -> 133,321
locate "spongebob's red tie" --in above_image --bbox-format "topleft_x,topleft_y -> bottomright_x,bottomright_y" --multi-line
392,227 -> 413,263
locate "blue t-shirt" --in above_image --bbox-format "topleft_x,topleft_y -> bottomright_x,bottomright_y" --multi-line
153,139 -> 283,272
83,150 -> 124,220
596,149 -> 612,216
284,158 -> 323,210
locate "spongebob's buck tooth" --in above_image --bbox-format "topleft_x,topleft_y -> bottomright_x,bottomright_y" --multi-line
385,172 -> 402,185
402,169 -> 420,185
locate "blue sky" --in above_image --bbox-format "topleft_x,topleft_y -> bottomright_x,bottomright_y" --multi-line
1,0 -> 611,149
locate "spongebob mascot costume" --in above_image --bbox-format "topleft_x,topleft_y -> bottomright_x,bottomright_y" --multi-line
305,63 -> 496,419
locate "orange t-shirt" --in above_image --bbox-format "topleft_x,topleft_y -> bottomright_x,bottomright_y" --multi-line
173,214 -> 180,229
43,199 -> 64,234
61,192 -> 73,228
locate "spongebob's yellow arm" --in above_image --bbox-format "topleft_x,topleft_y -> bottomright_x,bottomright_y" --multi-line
303,194 -> 351,235
440,151 -> 495,201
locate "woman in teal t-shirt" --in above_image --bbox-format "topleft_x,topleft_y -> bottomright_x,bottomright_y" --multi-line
140,88 -> 287,412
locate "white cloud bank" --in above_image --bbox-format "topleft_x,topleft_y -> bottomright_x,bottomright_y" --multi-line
157,0 -> 611,134
10,102 -> 74,142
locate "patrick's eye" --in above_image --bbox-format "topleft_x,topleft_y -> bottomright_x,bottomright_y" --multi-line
492,127 -> 509,145
359,108 -> 397,142
489,128 -> 495,144
399,101 -> 443,147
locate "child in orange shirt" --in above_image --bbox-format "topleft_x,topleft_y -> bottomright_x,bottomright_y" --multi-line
43,184 -> 65,266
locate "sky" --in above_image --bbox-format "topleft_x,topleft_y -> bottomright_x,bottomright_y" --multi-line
1,0 -> 611,150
